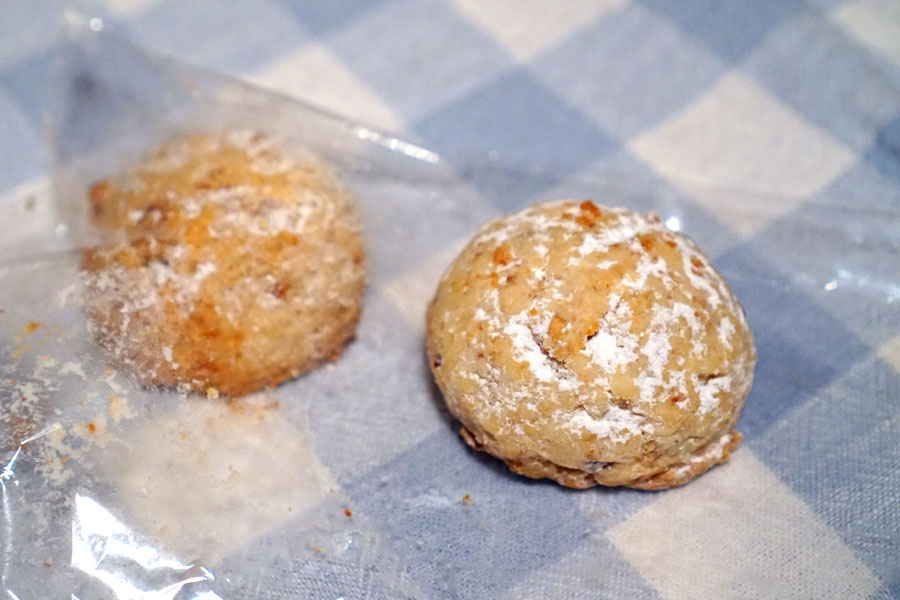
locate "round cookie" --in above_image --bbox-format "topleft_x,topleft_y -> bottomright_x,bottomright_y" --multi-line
82,130 -> 365,396
426,200 -> 755,490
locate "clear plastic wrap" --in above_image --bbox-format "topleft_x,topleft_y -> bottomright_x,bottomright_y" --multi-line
2,14 -> 898,600
2,16 -> 457,599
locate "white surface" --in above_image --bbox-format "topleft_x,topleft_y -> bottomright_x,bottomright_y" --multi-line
672,182 -> 808,238
250,44 -> 404,133
607,449 -> 881,600
831,0 -> 900,67
96,0 -> 160,17
452,0 -> 628,61
629,71 -> 856,198
878,333 -> 900,373
0,177 -> 56,252
103,394 -> 337,565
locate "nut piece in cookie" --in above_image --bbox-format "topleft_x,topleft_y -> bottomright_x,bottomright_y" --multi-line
82,131 -> 366,396
426,200 -> 755,490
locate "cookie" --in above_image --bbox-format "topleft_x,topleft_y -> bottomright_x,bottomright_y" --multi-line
82,130 -> 365,396
426,200 -> 755,489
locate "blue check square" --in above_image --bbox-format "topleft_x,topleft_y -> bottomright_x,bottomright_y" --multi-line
345,431 -> 590,600
640,0 -> 804,63
744,14 -> 900,152
413,68 -> 618,206
715,246 -> 872,438
751,354 -> 900,588
324,0 -> 512,123
532,3 -> 727,140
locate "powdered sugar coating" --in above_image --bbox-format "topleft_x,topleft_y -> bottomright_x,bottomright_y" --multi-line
82,131 -> 365,396
427,199 -> 756,489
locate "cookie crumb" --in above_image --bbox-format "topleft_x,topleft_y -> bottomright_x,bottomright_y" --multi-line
493,244 -> 513,265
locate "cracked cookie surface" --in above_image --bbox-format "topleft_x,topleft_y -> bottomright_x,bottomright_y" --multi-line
426,200 -> 755,489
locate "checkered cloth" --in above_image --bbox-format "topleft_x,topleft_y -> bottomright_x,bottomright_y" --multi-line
2,1 -> 899,599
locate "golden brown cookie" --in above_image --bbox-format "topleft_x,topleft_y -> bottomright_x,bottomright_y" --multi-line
426,200 -> 755,489
82,130 -> 365,396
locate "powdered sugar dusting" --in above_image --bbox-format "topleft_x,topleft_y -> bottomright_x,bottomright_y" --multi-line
503,311 -> 579,391
671,431 -> 734,478
577,210 -> 649,257
472,202 -> 579,247
695,374 -> 732,415
504,312 -> 555,383
622,255 -> 666,289
58,361 -> 87,381
719,316 -> 735,349
672,302 -> 701,334
683,253 -> 722,309
635,329 -> 673,404
563,405 -> 645,445
582,296 -> 638,373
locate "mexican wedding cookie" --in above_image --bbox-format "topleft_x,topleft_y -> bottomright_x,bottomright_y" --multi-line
426,200 -> 755,490
81,131 -> 365,396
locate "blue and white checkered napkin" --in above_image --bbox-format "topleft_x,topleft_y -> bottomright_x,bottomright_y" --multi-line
1,1 -> 899,599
